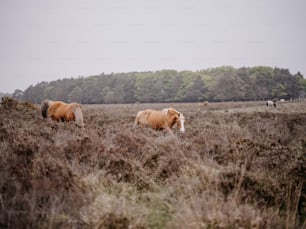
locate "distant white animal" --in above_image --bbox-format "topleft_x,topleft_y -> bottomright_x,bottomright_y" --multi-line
280,99 -> 285,102
266,100 -> 276,108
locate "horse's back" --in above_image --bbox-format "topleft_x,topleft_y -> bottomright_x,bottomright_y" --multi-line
49,101 -> 72,120
49,101 -> 65,113
49,101 -> 67,111
146,110 -> 167,129
135,109 -> 164,128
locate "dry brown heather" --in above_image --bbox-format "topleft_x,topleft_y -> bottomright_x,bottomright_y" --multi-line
0,97 -> 305,229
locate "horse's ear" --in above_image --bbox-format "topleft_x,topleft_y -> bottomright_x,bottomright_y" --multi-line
167,109 -> 175,115
168,109 -> 180,118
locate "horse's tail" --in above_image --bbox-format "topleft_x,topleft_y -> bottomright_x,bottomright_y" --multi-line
41,100 -> 51,118
73,105 -> 84,127
134,111 -> 141,128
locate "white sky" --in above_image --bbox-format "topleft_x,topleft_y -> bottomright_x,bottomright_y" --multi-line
0,0 -> 305,93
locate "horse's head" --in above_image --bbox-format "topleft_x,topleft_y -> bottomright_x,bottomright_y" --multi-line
165,108 -> 185,133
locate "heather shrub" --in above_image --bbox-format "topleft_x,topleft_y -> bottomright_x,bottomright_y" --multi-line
0,100 -> 305,228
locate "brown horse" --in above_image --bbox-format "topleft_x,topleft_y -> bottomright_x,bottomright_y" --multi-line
134,107 -> 185,135
41,100 -> 84,127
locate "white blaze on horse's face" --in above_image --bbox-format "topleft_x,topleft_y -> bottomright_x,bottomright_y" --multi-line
179,113 -> 185,133
162,108 -> 185,133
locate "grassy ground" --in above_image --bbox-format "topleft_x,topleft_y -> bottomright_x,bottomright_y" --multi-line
0,98 -> 305,228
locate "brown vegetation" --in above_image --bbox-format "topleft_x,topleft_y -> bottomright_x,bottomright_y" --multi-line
0,98 -> 305,228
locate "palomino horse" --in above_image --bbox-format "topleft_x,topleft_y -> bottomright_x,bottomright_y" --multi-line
134,107 -> 185,135
266,100 -> 276,108
41,100 -> 84,127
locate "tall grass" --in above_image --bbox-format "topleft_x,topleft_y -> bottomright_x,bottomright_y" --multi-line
0,98 -> 305,228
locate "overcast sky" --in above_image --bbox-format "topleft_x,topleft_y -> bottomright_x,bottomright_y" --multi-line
1,0 -> 305,93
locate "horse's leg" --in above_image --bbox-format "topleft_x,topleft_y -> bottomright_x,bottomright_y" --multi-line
133,118 -> 139,128
51,115 -> 59,122
66,112 -> 75,122
165,127 -> 174,136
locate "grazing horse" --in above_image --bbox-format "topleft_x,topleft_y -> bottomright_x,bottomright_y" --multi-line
41,100 -> 84,127
134,107 -> 185,135
266,100 -> 276,108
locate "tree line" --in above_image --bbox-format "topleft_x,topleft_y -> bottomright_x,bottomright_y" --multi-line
12,66 -> 306,104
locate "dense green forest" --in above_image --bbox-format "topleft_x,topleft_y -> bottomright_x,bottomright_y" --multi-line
13,66 -> 306,104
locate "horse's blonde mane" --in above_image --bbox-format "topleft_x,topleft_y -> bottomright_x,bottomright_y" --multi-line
162,107 -> 182,118
162,108 -> 169,115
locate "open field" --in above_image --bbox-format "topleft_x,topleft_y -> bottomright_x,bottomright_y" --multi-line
0,99 -> 305,228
